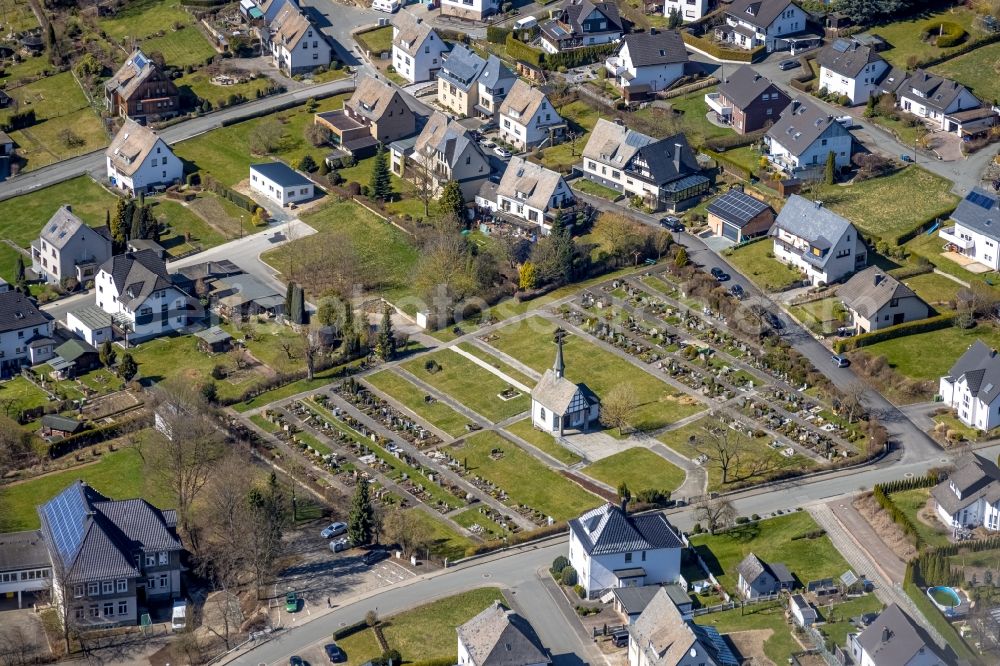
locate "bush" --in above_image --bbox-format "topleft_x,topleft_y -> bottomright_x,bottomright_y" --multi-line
735,516 -> 750,524
505,34 -> 545,67
921,21 -> 966,48
560,565 -> 577,587
346,181 -> 361,196
487,25 -> 510,44
550,555 -> 569,576
298,155 -> 317,172
574,584 -> 585,599
833,313 -> 957,352
692,522 -> 703,534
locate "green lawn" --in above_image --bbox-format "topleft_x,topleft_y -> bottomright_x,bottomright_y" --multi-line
232,320 -> 307,375
334,154 -> 441,220
718,145 -> 765,174
0,376 -> 52,414
401,350 -> 529,423
869,113 -> 928,145
128,333 -> 261,401
0,0 -> 38,32
503,417 -> 582,465
185,191 -> 258,240
694,602 -> 802,665
788,297 -> 847,334
174,94 -> 350,186
151,199 -> 226,256
868,6 -> 981,67
724,240 -> 803,292
860,323 -> 1000,381
660,85 -> 732,145
486,316 -> 705,432
100,0 -> 214,68
401,508 -> 474,561
803,167 -> 959,244
455,343 -> 536,388
451,431 -> 600,521
0,448 -> 174,533
892,488 -> 951,548
818,594 -> 885,648
0,176 -> 118,248
365,370 -> 472,438
902,272 -> 962,310
582,447 -> 685,494
0,245 -> 26,284
356,26 -> 394,55
905,232 -> 1000,289
175,71 -> 275,108
930,41 -> 1000,105
690,512 -> 850,595
572,178 -> 621,201
537,100 -> 598,173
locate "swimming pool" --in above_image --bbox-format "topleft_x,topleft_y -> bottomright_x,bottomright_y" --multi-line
927,586 -> 962,615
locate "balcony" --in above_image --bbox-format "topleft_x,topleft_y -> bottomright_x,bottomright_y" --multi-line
704,92 -> 732,118
605,56 -> 626,78
939,227 -> 974,251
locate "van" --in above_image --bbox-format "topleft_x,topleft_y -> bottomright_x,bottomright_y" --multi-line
171,600 -> 187,632
372,0 -> 400,12
514,16 -> 537,30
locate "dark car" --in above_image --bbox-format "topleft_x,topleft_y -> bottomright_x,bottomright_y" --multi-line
363,549 -> 389,566
778,59 -> 800,71
729,284 -> 745,299
659,216 -> 684,232
612,630 -> 629,647
290,657 -> 305,666
715,272 -> 730,282
325,643 -> 346,663
710,266 -> 724,278
765,312 -> 783,329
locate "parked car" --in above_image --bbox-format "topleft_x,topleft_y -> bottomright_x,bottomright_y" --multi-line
659,216 -> 684,232
321,522 -> 347,539
480,139 -> 496,149
612,630 -> 629,647
901,154 -> 914,163
371,0 -> 400,11
831,354 -> 851,368
285,591 -> 298,612
290,657 -> 305,666
363,549 -> 389,566
778,59 -> 800,71
329,537 -> 352,553
494,146 -> 512,159
729,284 -> 745,299
325,643 -> 346,663
710,267 -> 724,278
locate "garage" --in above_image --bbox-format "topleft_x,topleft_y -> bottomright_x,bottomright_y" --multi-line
706,186 -> 776,243
722,221 -> 741,241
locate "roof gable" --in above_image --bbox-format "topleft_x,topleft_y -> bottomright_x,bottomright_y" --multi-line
766,97 -> 848,157
717,65 -> 788,109
457,602 -> 549,666
838,266 -> 922,319
618,30 -> 688,68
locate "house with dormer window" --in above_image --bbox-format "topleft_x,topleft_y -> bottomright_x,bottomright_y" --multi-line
31,205 -> 112,286
931,453 -> 1000,530
104,49 -> 180,123
716,0 -> 806,53
266,3 -> 331,75
604,29 -> 688,102
491,157 -> 573,232
437,45 -> 487,118
497,81 -> 564,150
392,12 -> 448,84
939,341 -> 1000,434
629,588 -> 738,666
0,290 -> 54,377
475,56 -> 516,121
568,502 -> 685,600
314,77 -> 416,157
938,188 -> 1000,272
889,69 -> 997,137
539,0 -> 623,54
771,195 -> 866,285
848,604 -> 946,666
817,39 -> 889,106
764,97 -> 854,174
390,112 -> 491,201
106,120 -> 183,195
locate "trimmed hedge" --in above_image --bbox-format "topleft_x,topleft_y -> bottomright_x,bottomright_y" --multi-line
505,34 -> 545,67
912,32 -> 1000,69
887,262 -> 934,280
920,21 -> 966,49
872,484 -> 923,548
47,414 -> 151,458
833,313 -> 957,353
893,205 -> 959,246
704,127 -> 767,151
333,620 -> 368,641
681,32 -> 766,62
703,148 -> 751,181
547,43 -> 616,69
486,26 -> 510,44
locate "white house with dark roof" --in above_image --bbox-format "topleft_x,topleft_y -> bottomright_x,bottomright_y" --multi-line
817,38 -> 889,105
772,195 -> 866,285
629,587 -> 738,666
663,0 -> 709,22
476,55 -> 517,121
568,502 -> 684,600
392,12 -> 448,84
604,29 -> 688,101
938,188 -> 1000,271
31,205 -> 112,285
493,157 -> 574,232
531,329 -> 599,436
96,249 -> 193,343
266,3 -> 331,75
931,453 -> 1000,530
250,162 -> 315,206
736,552 -> 794,599
838,267 -> 929,333
391,112 -> 491,201
939,340 -> 1000,432
764,97 -> 854,174
848,603 -> 946,666
38,481 -> 182,627
106,120 -> 183,195
539,0 -> 623,54
894,70 -> 996,136
790,594 -> 817,627
0,290 -> 54,376
457,601 -> 550,666
497,81 -> 564,150
716,0 -> 807,52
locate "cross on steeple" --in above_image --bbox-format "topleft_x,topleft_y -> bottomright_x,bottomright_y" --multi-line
553,327 -> 567,378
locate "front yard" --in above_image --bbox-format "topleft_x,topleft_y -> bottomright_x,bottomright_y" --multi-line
536,100 -> 599,174
723,240 -> 803,292
355,26 -> 394,55
857,322 -> 1000,382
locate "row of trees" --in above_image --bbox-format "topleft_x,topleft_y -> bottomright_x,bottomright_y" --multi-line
111,194 -> 160,254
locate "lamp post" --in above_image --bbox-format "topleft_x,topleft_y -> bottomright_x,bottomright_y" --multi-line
240,214 -> 244,239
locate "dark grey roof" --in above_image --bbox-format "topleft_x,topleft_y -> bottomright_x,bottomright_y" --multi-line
194,325 -> 232,345
932,452 -> 1000,515
790,594 -> 817,620
951,187 -> 1000,241
619,30 -> 687,67
737,552 -> 766,583
99,249 -> 174,311
630,134 -> 701,187
614,567 -> 647,578
457,601 -> 550,666
173,260 -> 242,283
769,562 -> 794,584
439,44 -> 486,92
706,188 -> 772,227
569,503 -> 684,556
0,530 -> 49,572
838,267 -> 922,319
612,585 -> 661,615
41,414 -> 84,433
899,69 -> 979,114
726,0 -> 798,29
54,339 -> 98,363
717,65 -> 789,110
543,0 -> 622,42
67,305 -> 112,331
855,604 -> 943,665
250,161 -> 313,188
478,55 -> 516,92
766,97 -> 849,157
879,65 -> 907,94
40,205 -> 88,250
944,339 -> 1000,400
773,195 -> 856,269
0,291 -> 51,334
94,498 -> 182,552
816,39 -> 885,78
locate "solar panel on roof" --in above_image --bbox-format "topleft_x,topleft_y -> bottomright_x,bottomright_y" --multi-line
42,486 -> 88,563
832,39 -> 850,52
968,191 -> 996,210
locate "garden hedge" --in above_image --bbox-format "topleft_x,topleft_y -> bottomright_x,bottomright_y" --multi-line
505,34 -> 545,67
912,31 -> 1000,69
702,148 -> 751,181
887,262 -> 933,280
680,32 -> 765,62
833,313 -> 957,353
893,204 -> 960,247
920,21 -> 967,48
704,127 -> 766,151
486,26 -> 510,44
547,43 -> 616,69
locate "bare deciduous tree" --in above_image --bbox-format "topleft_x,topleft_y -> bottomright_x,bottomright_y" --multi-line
600,383 -> 639,435
695,498 -> 736,534
691,417 -> 777,485
839,381 -> 868,424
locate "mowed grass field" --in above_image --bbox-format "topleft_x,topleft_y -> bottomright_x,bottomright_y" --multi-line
582,447 -> 685,493
365,370 -> 472,438
485,316 -> 705,432
451,431 -> 600,520
503,417 -> 582,465
0,0 -> 39,32
902,272 -> 963,310
401,350 -> 530,423
355,26 -> 394,54
724,240 -> 803,292
805,167 -> 959,243
100,0 -> 215,68
0,176 -> 118,247
857,323 -> 1000,381
175,71 -> 275,107
868,6 -> 981,67
930,41 -> 1000,106
537,100 -> 599,173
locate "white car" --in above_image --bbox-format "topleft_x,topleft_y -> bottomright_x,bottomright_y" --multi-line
494,147 -> 511,159
320,522 -> 347,539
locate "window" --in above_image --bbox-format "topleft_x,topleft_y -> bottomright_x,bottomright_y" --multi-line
103,603 -> 114,617
147,578 -> 156,589
102,581 -> 113,594
159,574 -> 168,589
145,554 -> 156,567
118,601 -> 128,615
159,552 -> 168,565
89,605 -> 99,618
74,585 -> 84,598
88,582 -> 99,596
890,298 -> 899,308
539,407 -> 546,421
75,608 -> 84,621
624,552 -> 632,563
641,551 -> 646,561
116,579 -> 127,593
821,138 -> 828,146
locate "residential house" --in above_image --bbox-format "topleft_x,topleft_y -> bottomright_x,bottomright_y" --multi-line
213,272 -> 286,318
605,29 -> 688,101
475,55 -> 517,121
817,38 -> 889,106
249,162 -> 315,206
838,266 -> 929,333
581,119 -> 709,212
314,77 -> 416,157
257,0 -> 297,24
716,0 -> 807,52
456,601 -> 550,666
437,45 -> 487,118
931,453 -> 1000,530
0,130 -> 14,155
95,250 -> 194,343
49,339 -> 101,379
706,185 -> 775,241
568,501 -> 684,600
390,112 -> 491,201
0,290 -> 54,376
628,587 -> 739,666
539,0 -> 623,55
612,586 -> 662,625
38,481 -> 183,627
266,3 -> 331,75
764,97 -> 854,174
106,120 -> 183,195
663,0 -> 710,22
891,69 -> 997,137
847,603 -> 947,666
31,205 -> 112,286
0,530 -> 51,609
939,341 -> 1000,434
441,0 -> 499,22
498,80 -> 565,150
392,13 -> 448,84
790,594 -> 818,627
939,188 -> 1000,271
65,305 -> 113,347
104,50 -> 180,123
736,552 -> 795,599
706,65 -> 790,134
491,157 -> 574,232
771,195 -> 866,285
531,330 -> 599,436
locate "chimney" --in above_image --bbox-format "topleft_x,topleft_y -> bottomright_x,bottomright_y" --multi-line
414,16 -> 422,24
873,273 -> 884,286
881,626 -> 890,643
64,204 -> 72,212
673,143 -> 682,171
621,496 -> 628,515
